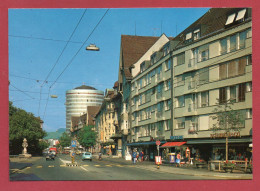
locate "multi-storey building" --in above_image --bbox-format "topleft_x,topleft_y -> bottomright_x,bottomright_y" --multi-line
65,85 -> 104,133
170,8 -> 252,161
126,8 -> 252,162
95,89 -> 118,155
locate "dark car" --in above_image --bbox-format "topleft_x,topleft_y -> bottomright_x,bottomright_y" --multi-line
46,153 -> 55,161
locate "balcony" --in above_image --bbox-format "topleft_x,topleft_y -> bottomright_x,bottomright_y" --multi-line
189,58 -> 197,68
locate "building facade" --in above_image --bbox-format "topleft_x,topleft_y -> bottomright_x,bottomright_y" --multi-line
65,85 -> 104,133
127,8 -> 252,162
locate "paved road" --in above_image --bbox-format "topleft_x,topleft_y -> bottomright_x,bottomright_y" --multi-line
10,154 -> 219,181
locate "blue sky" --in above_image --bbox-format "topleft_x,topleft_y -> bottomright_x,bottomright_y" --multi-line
8,8 -> 209,132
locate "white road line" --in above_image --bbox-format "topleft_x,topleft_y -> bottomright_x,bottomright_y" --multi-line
80,166 -> 89,172
59,158 -> 71,164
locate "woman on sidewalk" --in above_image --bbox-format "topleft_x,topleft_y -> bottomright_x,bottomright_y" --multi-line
176,152 -> 181,167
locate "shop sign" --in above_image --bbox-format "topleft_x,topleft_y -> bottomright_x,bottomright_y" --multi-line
170,136 -> 183,140
210,132 -> 240,138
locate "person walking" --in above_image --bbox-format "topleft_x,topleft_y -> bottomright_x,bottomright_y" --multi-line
176,152 -> 181,167
132,151 -> 137,164
140,151 -> 144,162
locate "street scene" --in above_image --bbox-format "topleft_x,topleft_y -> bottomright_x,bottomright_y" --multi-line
9,7 -> 252,181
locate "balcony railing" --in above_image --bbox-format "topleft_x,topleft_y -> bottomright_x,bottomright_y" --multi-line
188,123 -> 198,134
189,58 -> 197,67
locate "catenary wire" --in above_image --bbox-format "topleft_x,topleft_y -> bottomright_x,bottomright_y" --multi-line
38,9 -> 88,116
42,9 -> 110,121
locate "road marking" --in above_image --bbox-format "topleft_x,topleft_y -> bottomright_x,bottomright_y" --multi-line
36,166 -> 43,168
60,165 -> 66,167
116,165 -> 123,167
80,166 -> 89,172
24,167 -> 31,170
106,165 -> 112,167
59,158 -> 71,164
83,165 -> 89,167
94,165 -> 100,167
48,165 -> 55,168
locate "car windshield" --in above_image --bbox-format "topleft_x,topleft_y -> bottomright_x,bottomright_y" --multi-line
84,152 -> 91,155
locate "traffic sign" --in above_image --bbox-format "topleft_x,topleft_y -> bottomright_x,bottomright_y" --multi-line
156,141 -> 161,145
71,140 -> 77,147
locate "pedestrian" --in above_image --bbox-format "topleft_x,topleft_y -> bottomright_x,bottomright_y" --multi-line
132,151 -> 137,164
136,151 -> 139,162
140,151 -> 144,162
176,152 -> 181,167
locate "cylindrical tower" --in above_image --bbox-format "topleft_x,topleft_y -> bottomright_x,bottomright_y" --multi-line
66,85 -> 104,133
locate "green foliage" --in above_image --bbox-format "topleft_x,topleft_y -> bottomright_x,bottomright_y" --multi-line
59,132 -> 72,148
77,125 -> 97,148
38,141 -> 50,151
9,101 -> 47,155
211,99 -> 244,132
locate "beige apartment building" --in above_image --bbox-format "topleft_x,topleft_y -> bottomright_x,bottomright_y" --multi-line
127,8 -> 252,162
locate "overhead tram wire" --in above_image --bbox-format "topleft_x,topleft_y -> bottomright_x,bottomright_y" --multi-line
8,34 -> 83,44
42,8 -> 110,121
9,83 -> 35,100
38,9 -> 88,117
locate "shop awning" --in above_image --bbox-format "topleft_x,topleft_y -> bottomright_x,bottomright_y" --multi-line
160,142 -> 186,148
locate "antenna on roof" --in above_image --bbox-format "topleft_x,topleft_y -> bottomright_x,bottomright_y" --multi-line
161,20 -> 163,35
135,21 -> 136,36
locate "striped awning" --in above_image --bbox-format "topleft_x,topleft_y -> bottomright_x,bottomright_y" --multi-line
160,142 -> 186,148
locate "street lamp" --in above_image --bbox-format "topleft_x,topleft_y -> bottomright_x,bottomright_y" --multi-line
86,44 -> 100,51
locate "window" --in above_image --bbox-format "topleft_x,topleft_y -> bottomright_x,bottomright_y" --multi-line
176,75 -> 185,86
230,86 -> 237,102
199,67 -> 209,85
176,96 -> 185,108
225,13 -> 236,25
236,9 -> 247,21
165,99 -> 171,110
151,53 -> 156,65
230,34 -> 237,52
165,120 -> 171,131
220,38 -> 227,54
193,29 -> 200,40
228,60 -> 237,78
219,87 -> 227,104
165,59 -> 171,71
176,118 -> 185,129
201,91 -> 209,107
247,55 -> 252,65
239,31 -> 247,49
186,32 -> 192,40
198,115 -> 209,131
140,62 -> 145,73
165,80 -> 171,91
246,109 -> 252,119
238,83 -> 246,102
246,82 -> 252,92
219,63 -> 227,80
163,44 -> 170,56
238,57 -> 246,75
176,52 -> 185,66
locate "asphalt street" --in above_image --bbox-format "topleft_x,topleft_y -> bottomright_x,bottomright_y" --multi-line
10,154 -> 220,181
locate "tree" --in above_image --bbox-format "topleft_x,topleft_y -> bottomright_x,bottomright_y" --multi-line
9,101 -> 47,155
59,132 -> 72,148
211,99 -> 244,161
77,125 -> 97,149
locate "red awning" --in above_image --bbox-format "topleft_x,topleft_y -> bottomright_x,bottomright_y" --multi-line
160,142 -> 186,148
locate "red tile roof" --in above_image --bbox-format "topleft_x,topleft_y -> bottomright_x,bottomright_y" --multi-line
121,35 -> 160,78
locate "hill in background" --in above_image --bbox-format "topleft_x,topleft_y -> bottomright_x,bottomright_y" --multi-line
44,128 -> 65,139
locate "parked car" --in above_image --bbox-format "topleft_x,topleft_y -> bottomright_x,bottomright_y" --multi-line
46,153 -> 55,161
82,152 -> 92,161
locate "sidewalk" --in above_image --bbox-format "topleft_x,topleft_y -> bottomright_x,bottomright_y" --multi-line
101,157 -> 253,179
9,156 -> 42,175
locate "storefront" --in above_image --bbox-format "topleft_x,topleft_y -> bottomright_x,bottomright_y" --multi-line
126,141 -> 166,161
186,137 -> 252,162
160,142 -> 188,162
